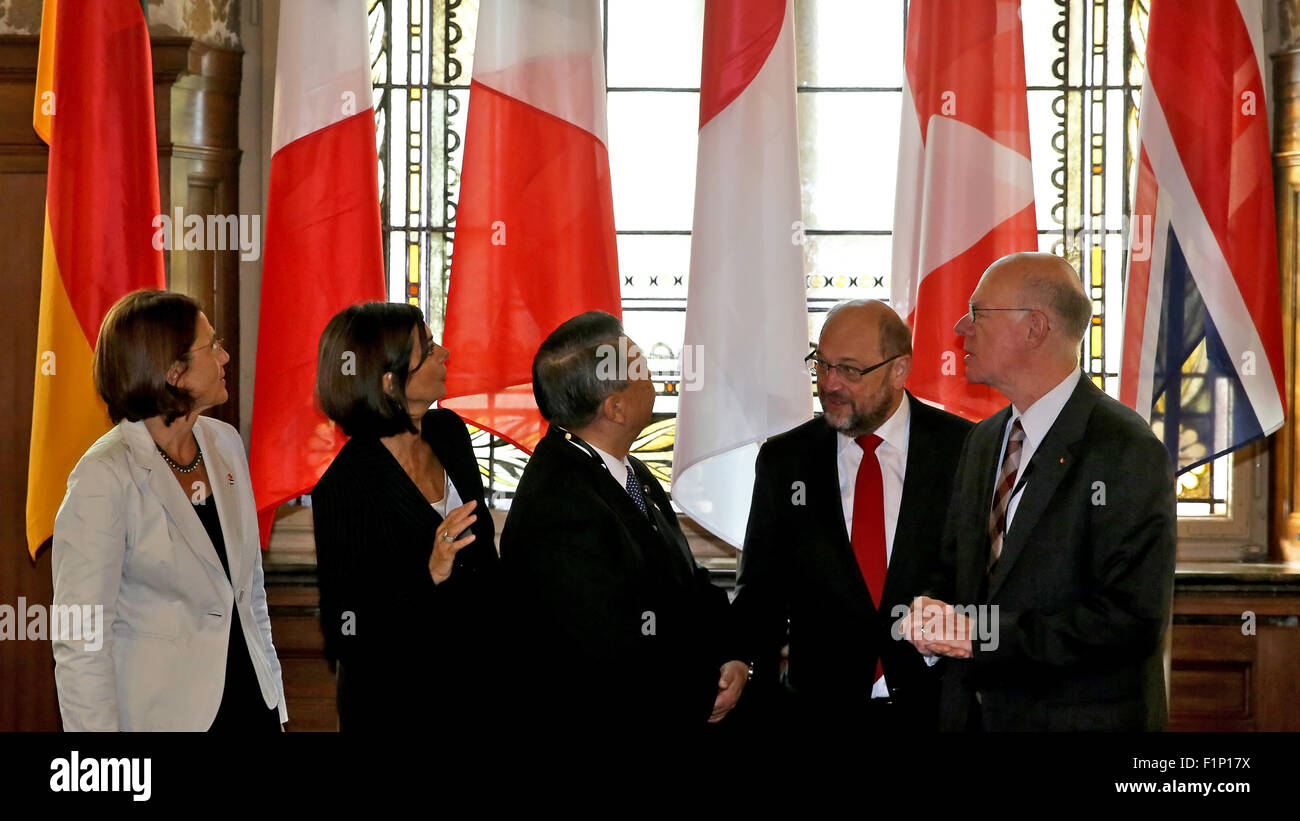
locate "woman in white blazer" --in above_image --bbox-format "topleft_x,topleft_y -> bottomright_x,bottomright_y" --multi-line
51,290 -> 287,731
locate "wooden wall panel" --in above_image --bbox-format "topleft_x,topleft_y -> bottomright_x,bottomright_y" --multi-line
1170,626 -> 1256,730
1169,581 -> 1300,732
0,35 -> 59,733
0,167 -> 60,732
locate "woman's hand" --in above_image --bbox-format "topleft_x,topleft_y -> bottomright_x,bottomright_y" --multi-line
429,499 -> 478,584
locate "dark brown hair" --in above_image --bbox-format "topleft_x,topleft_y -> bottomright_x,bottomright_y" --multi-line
94,289 -> 202,424
316,302 -> 429,438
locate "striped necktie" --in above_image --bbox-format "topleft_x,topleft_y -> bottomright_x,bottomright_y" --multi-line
988,419 -> 1026,570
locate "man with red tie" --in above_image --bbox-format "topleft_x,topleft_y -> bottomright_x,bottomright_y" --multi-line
732,300 -> 972,731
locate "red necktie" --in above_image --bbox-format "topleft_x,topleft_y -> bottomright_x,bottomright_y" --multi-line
851,434 -> 887,683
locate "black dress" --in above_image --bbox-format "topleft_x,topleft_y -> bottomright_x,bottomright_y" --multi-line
193,498 -> 280,732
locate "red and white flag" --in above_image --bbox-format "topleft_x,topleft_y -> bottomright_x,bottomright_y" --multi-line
671,0 -> 812,547
1120,0 -> 1285,471
440,0 -> 621,452
891,0 -> 1037,420
249,0 -> 385,543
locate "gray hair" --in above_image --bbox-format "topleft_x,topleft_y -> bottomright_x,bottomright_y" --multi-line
1022,273 -> 1091,342
532,311 -> 628,429
823,299 -> 913,358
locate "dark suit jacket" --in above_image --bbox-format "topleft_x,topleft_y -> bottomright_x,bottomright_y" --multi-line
311,408 -> 500,731
732,393 -> 972,728
500,425 -> 735,730
931,374 -> 1176,732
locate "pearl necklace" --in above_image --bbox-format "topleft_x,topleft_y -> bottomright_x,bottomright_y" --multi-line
155,440 -> 203,473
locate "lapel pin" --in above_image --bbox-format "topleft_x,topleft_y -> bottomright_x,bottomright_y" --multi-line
227,473 -> 235,486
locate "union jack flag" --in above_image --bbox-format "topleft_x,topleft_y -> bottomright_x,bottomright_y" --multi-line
1121,0 -> 1286,473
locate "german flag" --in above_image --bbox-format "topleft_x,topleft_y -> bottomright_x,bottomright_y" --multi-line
26,0 -> 166,557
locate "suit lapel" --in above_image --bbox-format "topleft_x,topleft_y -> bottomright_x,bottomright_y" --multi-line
544,428 -> 687,581
424,413 -> 477,515
882,395 -> 929,606
960,406 -> 1012,602
975,406 -> 1013,518
987,376 -> 1100,601
812,421 -> 852,552
631,457 -> 695,580
543,428 -> 645,530
808,420 -> 881,608
588,448 -> 667,558
194,420 -> 241,585
121,420 -> 228,584
357,436 -> 440,531
561,430 -> 643,521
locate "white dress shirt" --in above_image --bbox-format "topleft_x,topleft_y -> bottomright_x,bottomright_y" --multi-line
569,437 -> 634,493
837,394 -> 911,562
995,368 -> 1083,530
835,394 -> 927,697
429,469 -> 464,518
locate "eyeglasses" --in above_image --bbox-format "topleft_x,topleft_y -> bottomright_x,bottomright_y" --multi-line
410,336 -> 438,371
804,351 -> 901,383
186,336 -> 224,357
964,305 -> 1036,324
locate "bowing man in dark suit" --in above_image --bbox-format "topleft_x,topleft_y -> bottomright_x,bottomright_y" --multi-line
501,311 -> 746,730
905,253 -> 1176,731
732,300 -> 972,731
312,302 -> 499,731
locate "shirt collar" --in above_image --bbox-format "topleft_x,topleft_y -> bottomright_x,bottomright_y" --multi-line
836,391 -> 911,456
569,436 -> 630,486
1011,369 -> 1082,449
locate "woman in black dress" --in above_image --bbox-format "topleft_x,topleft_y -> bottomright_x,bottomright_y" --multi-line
312,302 -> 499,731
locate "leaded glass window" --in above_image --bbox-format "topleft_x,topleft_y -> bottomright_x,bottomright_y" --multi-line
369,0 -> 1230,517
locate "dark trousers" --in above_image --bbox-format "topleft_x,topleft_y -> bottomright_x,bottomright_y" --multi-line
730,681 -> 922,734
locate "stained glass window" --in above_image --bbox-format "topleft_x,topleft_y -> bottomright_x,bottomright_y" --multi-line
369,0 -> 1230,517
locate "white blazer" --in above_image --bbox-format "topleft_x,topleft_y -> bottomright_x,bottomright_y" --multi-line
51,417 -> 288,731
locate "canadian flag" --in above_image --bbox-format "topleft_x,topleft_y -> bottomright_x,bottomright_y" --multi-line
891,0 -> 1037,420
248,0 -> 385,543
671,0 -> 812,547
440,0 -> 621,452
